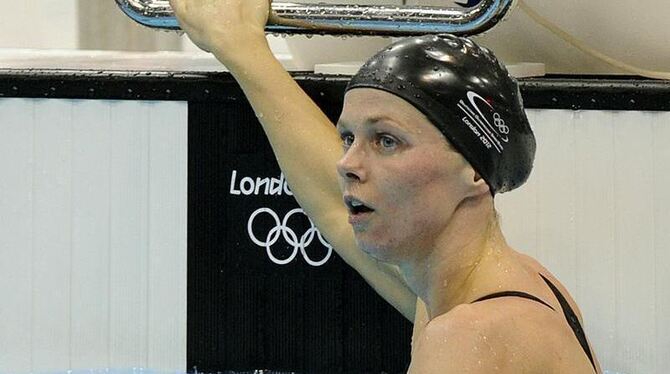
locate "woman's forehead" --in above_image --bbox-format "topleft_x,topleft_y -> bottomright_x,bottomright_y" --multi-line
340,88 -> 457,151
343,88 -> 412,111
340,88 -> 429,129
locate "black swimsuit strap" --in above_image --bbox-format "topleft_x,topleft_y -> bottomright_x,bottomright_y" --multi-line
539,274 -> 597,372
471,274 -> 597,373
472,291 -> 555,310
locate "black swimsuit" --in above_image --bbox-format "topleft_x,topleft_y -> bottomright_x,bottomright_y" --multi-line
472,274 -> 597,372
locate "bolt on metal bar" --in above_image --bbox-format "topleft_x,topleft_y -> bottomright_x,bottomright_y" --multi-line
115,0 -> 516,36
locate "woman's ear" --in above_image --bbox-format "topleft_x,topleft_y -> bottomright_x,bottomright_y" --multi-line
462,168 -> 490,198
472,172 -> 491,196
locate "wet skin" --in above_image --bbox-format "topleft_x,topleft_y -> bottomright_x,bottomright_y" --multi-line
336,88 -> 480,266
335,87 -> 501,321
335,89 -> 603,373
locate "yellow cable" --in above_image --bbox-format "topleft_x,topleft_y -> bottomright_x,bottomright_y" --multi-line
518,0 -> 670,80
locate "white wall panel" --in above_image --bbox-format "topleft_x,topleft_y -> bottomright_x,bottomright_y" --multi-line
109,102 -> 151,367
32,99 -> 73,372
146,102 -> 188,370
70,100 -> 112,369
614,112 -> 656,373
535,110 -> 578,291
573,110 -> 617,368
0,99 -> 187,373
652,114 -> 670,373
499,109 -> 670,374
0,99 -> 35,372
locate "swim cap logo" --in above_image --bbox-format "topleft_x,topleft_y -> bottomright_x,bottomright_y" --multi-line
457,91 -> 510,154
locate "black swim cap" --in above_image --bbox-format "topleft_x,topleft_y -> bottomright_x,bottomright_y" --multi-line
346,34 -> 536,194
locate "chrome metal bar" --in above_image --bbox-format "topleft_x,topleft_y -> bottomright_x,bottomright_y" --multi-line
115,0 -> 516,36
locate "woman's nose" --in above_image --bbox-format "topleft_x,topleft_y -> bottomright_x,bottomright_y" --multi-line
336,146 -> 367,183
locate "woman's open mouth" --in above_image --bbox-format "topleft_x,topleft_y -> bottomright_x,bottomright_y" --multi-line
344,196 -> 375,225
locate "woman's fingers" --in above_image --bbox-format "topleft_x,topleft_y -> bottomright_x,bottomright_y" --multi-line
168,0 -> 185,19
166,0 -> 271,58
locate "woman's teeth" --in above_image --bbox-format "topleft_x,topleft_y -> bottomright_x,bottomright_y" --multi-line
352,204 -> 373,214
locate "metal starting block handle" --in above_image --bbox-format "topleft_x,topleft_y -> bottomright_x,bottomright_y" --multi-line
115,0 -> 516,36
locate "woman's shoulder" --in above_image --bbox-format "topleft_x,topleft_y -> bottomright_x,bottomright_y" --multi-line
430,296 -> 564,342
409,299 -> 566,373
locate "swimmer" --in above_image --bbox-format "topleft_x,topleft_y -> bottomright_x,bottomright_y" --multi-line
169,0 -> 602,372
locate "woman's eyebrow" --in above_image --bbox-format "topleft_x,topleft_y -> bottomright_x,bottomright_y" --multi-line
335,118 -> 349,128
335,120 -> 350,131
368,115 -> 411,132
368,115 -> 398,125
337,116 -> 408,133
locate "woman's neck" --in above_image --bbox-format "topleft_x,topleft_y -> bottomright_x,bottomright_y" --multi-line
399,197 -> 509,320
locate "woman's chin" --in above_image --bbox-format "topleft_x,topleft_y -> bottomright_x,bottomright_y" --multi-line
356,236 -> 398,263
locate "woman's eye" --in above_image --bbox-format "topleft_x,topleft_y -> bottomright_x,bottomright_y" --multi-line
341,134 -> 354,148
379,134 -> 399,150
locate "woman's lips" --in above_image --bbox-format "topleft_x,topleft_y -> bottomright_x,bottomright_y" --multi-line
348,210 -> 373,226
343,195 -> 375,227
343,195 -> 374,213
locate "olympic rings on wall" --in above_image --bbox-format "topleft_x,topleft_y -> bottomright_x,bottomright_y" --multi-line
247,207 -> 333,266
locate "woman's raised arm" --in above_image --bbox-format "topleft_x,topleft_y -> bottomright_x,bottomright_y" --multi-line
169,0 -> 418,320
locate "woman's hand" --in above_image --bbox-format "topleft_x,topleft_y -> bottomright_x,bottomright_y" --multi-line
169,0 -> 270,62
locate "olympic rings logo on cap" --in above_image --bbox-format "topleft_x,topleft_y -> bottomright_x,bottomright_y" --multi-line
247,207 -> 333,267
492,113 -> 510,136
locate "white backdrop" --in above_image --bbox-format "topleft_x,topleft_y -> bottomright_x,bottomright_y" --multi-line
3,0 -> 669,75
0,0 -> 78,49
0,99 -> 188,373
498,109 -> 670,374
0,100 -> 668,374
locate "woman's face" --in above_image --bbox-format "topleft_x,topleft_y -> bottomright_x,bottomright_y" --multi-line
336,88 -> 475,263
